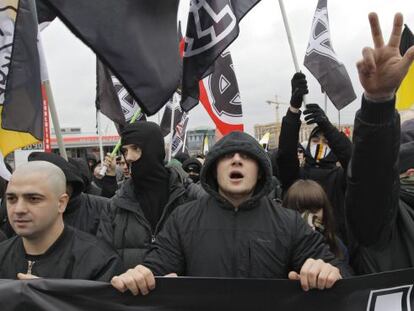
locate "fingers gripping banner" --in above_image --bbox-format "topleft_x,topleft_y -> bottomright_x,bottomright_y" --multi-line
1,268 -> 414,310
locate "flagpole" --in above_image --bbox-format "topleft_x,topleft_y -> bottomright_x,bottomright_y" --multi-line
324,92 -> 328,113
168,94 -> 177,162
97,109 -> 104,163
44,81 -> 68,160
338,110 -> 341,130
99,107 -> 142,176
182,129 -> 188,153
277,0 -> 306,104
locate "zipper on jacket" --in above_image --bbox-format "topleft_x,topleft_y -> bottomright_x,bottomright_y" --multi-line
151,235 -> 156,243
27,260 -> 35,274
232,208 -> 238,276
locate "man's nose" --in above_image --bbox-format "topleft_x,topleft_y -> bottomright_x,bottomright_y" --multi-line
13,199 -> 27,214
231,152 -> 243,163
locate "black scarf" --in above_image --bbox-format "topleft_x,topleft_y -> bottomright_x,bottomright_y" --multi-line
121,122 -> 170,230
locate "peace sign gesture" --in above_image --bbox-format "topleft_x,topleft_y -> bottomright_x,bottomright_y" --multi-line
357,13 -> 414,101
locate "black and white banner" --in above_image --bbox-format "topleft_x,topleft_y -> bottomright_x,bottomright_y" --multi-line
304,0 -> 356,110
181,0 -> 261,111
1,268 -> 414,310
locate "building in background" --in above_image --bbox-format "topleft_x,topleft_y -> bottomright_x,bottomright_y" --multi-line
186,127 -> 216,156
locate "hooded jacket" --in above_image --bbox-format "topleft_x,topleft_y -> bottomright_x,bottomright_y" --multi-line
0,226 -> 123,281
346,97 -> 414,274
68,158 -> 102,196
143,131 -> 350,278
277,109 -> 351,242
98,169 -> 189,269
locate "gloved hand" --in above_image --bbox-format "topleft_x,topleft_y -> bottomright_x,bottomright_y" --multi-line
290,72 -> 309,109
303,104 -> 333,131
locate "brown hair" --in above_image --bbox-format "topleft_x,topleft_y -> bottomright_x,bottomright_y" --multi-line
283,179 -> 341,258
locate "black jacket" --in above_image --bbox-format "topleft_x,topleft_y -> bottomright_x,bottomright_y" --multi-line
64,192 -> 112,236
98,168 -> 190,269
277,109 -> 351,241
144,131 -> 351,278
0,226 -> 123,281
346,97 -> 414,274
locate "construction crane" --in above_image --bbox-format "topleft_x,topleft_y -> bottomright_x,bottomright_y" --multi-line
265,95 -> 289,124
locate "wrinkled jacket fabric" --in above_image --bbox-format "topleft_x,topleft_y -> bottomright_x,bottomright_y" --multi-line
98,168 -> 189,269
144,131 -> 351,278
0,226 -> 123,281
346,97 -> 414,274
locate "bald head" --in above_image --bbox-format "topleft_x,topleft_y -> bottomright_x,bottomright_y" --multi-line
10,161 -> 66,197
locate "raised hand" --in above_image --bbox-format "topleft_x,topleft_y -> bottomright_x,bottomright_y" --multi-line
290,72 -> 309,109
303,104 -> 332,131
357,13 -> 414,101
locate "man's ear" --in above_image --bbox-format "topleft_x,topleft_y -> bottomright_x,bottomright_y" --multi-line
58,193 -> 69,214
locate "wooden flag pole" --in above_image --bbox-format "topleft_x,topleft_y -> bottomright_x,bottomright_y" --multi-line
44,81 -> 68,160
277,0 -> 307,105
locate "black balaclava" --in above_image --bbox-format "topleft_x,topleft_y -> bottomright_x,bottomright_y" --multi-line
121,122 -> 169,230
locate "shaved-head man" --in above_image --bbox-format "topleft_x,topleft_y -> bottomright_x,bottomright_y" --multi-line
0,161 -> 123,281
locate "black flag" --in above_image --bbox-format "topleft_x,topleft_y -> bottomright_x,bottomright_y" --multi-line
40,0 -> 180,116
160,95 -> 183,137
181,0 -> 261,111
304,0 -> 356,110
0,0 -> 42,140
96,59 -> 146,131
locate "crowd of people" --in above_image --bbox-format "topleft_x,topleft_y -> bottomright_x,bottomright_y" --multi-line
0,12 -> 413,298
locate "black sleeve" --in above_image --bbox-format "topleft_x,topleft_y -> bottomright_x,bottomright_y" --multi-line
323,124 -> 353,170
93,251 -> 124,282
345,96 -> 400,247
277,109 -> 302,194
100,176 -> 118,198
290,212 -> 352,277
143,210 -> 185,276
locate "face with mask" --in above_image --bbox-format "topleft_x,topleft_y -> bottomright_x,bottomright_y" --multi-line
309,134 -> 331,162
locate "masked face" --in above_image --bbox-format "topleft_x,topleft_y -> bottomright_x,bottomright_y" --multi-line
309,143 -> 331,162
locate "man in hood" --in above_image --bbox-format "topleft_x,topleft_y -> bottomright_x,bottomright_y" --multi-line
0,161 -> 122,281
277,74 -> 352,242
97,122 -> 193,269
182,157 -> 203,183
345,12 -> 414,274
111,131 -> 351,295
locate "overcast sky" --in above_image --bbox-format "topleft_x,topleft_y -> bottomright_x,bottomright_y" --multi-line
40,0 -> 414,136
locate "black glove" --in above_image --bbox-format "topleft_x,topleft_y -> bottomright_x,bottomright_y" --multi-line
290,72 -> 309,109
303,104 -> 333,131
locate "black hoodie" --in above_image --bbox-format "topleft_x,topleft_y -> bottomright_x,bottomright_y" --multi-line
144,131 -> 351,278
